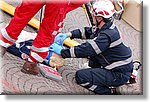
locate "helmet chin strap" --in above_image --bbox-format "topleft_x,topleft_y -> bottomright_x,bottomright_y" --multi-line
95,16 -> 103,27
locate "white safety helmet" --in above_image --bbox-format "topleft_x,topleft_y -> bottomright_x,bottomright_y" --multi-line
91,0 -> 115,18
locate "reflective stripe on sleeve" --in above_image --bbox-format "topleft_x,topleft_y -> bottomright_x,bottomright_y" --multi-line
1,28 -> 16,42
30,51 -> 44,62
88,40 -> 101,54
89,85 -> 97,91
31,45 -> 49,53
80,28 -> 86,39
105,56 -> 132,70
80,82 -> 90,86
109,38 -> 122,48
70,47 -> 76,57
109,24 -> 115,29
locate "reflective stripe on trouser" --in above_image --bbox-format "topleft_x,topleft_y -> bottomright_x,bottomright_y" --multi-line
28,50 -> 49,63
28,45 -> 49,62
75,65 -> 132,95
0,28 -> 15,48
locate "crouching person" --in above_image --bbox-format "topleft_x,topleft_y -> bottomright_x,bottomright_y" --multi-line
51,0 -> 133,94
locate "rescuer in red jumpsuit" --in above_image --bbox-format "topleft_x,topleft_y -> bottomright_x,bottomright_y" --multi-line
0,0 -> 90,75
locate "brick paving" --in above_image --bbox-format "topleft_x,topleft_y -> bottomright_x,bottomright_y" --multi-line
0,1 -> 142,95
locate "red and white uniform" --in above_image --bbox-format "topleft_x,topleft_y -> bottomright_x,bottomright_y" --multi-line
0,0 -> 90,62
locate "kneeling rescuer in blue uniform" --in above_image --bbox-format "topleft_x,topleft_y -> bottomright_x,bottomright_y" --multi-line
51,0 -> 133,94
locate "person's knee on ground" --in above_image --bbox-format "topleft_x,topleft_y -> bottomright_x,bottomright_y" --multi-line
75,69 -> 95,91
75,69 -> 90,85
75,68 -> 117,95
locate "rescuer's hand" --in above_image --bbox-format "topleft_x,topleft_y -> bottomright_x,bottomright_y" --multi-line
54,33 -> 71,46
49,43 -> 62,55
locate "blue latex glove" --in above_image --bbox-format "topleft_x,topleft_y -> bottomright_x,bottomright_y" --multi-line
54,33 -> 68,46
49,43 -> 62,55
44,43 -> 62,65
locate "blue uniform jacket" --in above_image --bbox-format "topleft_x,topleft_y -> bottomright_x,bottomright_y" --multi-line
61,22 -> 133,70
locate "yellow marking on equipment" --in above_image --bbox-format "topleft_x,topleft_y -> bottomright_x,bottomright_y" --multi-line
82,4 -> 92,27
0,0 -> 40,29
0,0 -> 80,47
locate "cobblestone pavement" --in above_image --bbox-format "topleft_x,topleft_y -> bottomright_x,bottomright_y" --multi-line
0,1 -> 142,95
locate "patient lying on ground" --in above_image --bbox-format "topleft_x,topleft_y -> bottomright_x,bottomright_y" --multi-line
7,30 -> 64,69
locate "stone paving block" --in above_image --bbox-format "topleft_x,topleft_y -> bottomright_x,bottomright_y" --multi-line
0,0 -> 142,95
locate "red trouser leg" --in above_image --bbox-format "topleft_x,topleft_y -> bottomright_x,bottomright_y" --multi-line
0,1 -> 44,48
3,0 -> 46,62
32,0 -> 89,48
30,2 -> 73,62
30,3 -> 61,62
30,1 -> 90,62
5,0 -> 44,41
3,0 -> 89,62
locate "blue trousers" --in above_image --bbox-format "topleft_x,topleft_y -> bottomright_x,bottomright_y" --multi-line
75,63 -> 133,95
